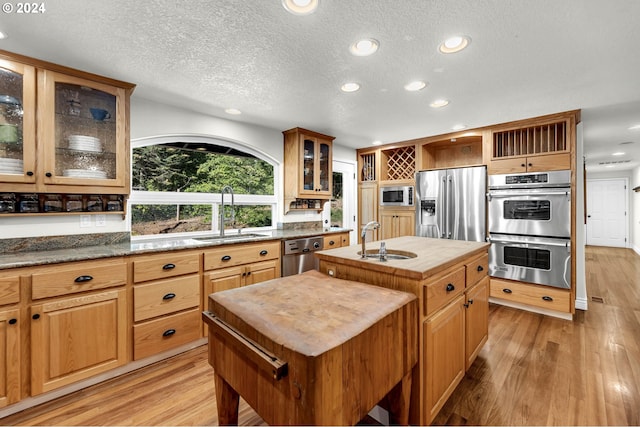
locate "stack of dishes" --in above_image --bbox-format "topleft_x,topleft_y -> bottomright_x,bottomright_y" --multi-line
68,135 -> 102,152
0,157 -> 23,174
63,168 -> 108,179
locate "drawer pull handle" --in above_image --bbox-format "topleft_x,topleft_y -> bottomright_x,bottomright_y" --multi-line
259,250 -> 268,256
32,314 -> 40,320
446,283 -> 455,292
162,293 -> 176,300
477,265 -> 484,272
247,271 -> 251,276
221,255 -> 232,261
162,263 -> 176,270
162,329 -> 176,337
74,275 -> 93,283
502,288 -> 513,294
542,296 -> 554,302
8,318 -> 17,325
26,171 -> 34,176
329,240 -> 335,246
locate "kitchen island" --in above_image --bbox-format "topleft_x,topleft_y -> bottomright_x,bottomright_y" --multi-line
316,236 -> 490,425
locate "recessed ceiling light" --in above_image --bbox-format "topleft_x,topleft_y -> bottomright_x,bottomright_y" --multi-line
349,38 -> 379,56
629,124 -> 640,130
282,0 -> 318,15
372,140 -> 382,146
612,152 -> 626,156
224,108 -> 242,115
0,31 -> 6,40
430,99 -> 449,108
404,81 -> 427,91
452,124 -> 467,131
340,82 -> 360,92
605,164 -> 615,168
439,35 -> 471,54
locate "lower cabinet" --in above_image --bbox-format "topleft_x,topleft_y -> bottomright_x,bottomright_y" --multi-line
30,288 -> 128,395
0,307 -> 20,408
204,259 -> 279,295
379,208 -> 415,240
133,309 -> 201,360
323,232 -> 350,249
465,276 -> 489,370
490,277 -> 571,313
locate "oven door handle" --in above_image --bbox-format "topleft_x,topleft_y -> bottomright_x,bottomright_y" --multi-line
489,236 -> 571,249
487,190 -> 569,200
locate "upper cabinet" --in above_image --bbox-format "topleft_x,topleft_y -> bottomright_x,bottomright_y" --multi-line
283,127 -> 335,212
0,50 -> 135,198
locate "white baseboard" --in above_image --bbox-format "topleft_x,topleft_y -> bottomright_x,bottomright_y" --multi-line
633,244 -> 640,257
489,297 -> 573,320
575,296 -> 588,311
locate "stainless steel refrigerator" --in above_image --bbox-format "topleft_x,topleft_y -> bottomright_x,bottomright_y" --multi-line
415,165 -> 486,242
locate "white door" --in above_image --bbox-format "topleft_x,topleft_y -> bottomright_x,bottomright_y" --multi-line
586,178 -> 628,247
323,160 -> 357,244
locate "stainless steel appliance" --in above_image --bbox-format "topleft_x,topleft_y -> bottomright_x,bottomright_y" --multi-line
380,185 -> 414,206
487,170 -> 571,289
281,236 -> 323,276
489,233 -> 571,289
415,165 -> 486,242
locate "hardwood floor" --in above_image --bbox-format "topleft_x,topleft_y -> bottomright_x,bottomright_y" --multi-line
2,246 -> 639,426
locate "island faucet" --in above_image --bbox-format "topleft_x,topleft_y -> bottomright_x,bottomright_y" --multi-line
219,185 -> 235,237
361,221 -> 380,259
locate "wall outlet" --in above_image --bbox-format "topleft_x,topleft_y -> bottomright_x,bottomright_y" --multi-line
95,214 -> 106,227
80,215 -> 92,228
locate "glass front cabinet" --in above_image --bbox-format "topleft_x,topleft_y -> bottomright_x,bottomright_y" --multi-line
0,50 -> 135,215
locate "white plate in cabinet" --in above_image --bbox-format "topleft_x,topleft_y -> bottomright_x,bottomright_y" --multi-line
133,308 -> 201,360
133,274 -> 200,322
132,252 -> 200,283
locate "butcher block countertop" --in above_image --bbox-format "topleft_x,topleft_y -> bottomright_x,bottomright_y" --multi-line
315,236 -> 489,281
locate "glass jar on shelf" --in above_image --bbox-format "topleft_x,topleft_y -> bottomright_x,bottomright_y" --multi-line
43,194 -> 63,212
105,195 -> 123,211
18,193 -> 39,213
65,194 -> 84,212
0,193 -> 16,213
86,194 -> 104,212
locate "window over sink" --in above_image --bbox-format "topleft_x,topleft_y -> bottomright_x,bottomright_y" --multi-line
130,135 -> 277,238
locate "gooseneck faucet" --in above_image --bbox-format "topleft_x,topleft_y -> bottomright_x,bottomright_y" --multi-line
220,185 -> 235,237
361,221 -> 380,259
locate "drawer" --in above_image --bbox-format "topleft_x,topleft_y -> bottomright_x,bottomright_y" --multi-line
490,278 -> 571,313
323,235 -> 342,249
133,308 -> 202,360
133,251 -> 200,283
424,267 -> 466,316
32,259 -> 127,300
204,241 -> 280,270
134,274 -> 200,322
0,275 -> 20,305
466,253 -> 488,288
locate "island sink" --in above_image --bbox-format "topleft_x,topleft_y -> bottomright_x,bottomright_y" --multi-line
357,249 -> 417,260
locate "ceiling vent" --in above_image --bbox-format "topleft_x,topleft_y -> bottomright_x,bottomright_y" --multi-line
597,160 -> 631,165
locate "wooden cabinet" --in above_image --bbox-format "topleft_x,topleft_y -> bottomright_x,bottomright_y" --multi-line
282,127 -> 334,211
379,208 -> 414,240
323,232 -> 349,249
30,288 -> 127,395
0,307 -> 20,408
490,277 -> 571,313
358,182 -> 378,243
131,251 -> 202,360
0,49 -> 135,215
488,152 -> 570,174
465,276 -> 489,370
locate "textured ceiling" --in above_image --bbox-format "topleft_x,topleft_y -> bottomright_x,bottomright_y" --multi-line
1,0 -> 639,172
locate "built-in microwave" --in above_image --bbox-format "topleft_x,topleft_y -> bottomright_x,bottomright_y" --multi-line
380,185 -> 414,206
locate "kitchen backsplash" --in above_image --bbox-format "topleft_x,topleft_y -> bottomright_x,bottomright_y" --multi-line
2,232 -> 130,254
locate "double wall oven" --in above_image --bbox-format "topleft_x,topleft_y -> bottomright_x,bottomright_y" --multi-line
488,170 -> 571,289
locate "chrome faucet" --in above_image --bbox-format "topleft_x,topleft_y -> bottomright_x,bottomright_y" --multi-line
219,185 -> 235,237
361,221 -> 380,259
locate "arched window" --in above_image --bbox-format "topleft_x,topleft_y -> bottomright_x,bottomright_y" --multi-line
129,135 -> 278,238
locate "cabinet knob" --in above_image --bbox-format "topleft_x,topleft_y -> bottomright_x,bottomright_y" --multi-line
477,265 -> 484,272
246,271 -> 251,276
528,163 -> 533,167
8,318 -> 17,325
45,172 -> 52,177
502,288 -> 512,294
162,293 -> 176,300
162,329 -> 176,337
520,163 -> 526,168
221,255 -> 232,261
542,296 -> 553,302
162,263 -> 176,270
74,275 -> 94,283
26,171 -> 34,176
446,283 -> 455,292
329,240 -> 335,246
259,250 -> 268,256
32,313 -> 41,320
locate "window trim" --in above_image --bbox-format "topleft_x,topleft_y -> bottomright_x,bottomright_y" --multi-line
129,134 -> 279,240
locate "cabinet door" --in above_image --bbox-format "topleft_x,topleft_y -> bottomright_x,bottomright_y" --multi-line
424,294 -> 465,423
527,153 -> 571,172
30,289 -> 127,395
300,136 -> 317,196
380,209 -> 415,239
488,157 -> 528,174
359,182 -> 378,243
37,69 -> 128,189
396,211 -> 415,237
204,266 -> 244,297
465,276 -> 489,370
0,58 -> 37,185
379,210 -> 396,240
0,308 -> 20,408
316,140 -> 332,194
323,235 -> 342,249
245,260 -> 279,286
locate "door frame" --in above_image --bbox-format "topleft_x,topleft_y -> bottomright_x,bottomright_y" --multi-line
586,177 -> 629,248
324,160 -> 357,244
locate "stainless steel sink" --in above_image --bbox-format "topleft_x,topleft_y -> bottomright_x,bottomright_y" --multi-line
192,233 -> 267,244
357,249 -> 417,260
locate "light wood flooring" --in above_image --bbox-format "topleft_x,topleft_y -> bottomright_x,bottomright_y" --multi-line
2,245 -> 639,426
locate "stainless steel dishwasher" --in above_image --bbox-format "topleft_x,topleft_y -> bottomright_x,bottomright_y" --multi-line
281,236 -> 324,276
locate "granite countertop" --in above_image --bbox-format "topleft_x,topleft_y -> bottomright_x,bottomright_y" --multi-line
315,236 -> 489,281
0,227 -> 351,270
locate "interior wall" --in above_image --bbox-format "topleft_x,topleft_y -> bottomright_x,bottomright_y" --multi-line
575,123 -> 587,310
632,166 -> 640,255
